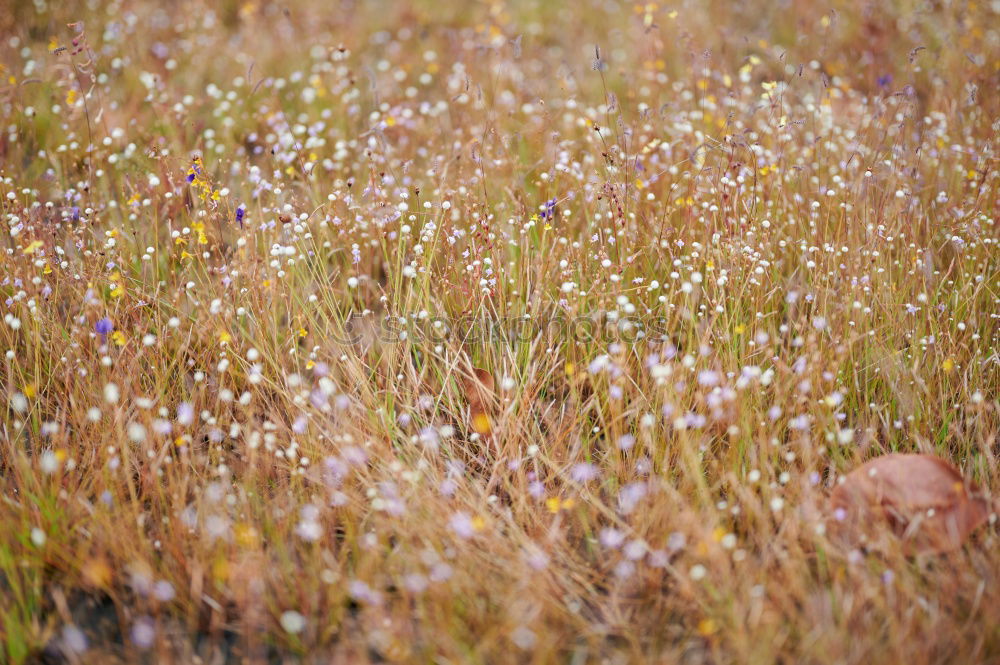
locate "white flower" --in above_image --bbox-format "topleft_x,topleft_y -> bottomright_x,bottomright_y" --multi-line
280,611 -> 306,634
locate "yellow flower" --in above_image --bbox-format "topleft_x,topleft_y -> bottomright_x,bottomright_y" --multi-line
546,497 -> 576,513
110,331 -> 126,346
471,411 -> 492,435
234,523 -> 260,548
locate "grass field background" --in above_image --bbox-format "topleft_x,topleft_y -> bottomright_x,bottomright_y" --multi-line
0,0 -> 998,662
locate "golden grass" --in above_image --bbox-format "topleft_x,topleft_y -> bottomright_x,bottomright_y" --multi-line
0,0 -> 997,662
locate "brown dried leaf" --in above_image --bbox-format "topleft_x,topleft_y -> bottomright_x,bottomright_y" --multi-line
462,367 -> 494,411
462,367 -> 494,435
830,453 -> 991,555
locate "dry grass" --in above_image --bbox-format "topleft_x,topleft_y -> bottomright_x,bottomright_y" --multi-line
1,0 -> 998,663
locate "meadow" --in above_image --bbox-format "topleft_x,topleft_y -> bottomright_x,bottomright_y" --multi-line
0,0 -> 998,663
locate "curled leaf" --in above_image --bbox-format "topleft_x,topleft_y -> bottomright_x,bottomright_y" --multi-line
830,454 -> 991,555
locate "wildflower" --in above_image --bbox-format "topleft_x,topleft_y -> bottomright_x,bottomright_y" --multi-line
185,157 -> 202,183
95,317 -> 113,341
545,496 -> 575,513
511,626 -> 537,649
280,611 -> 306,634
523,544 -> 550,570
599,527 -> 625,548
623,539 -> 648,560
429,562 -> 453,582
648,549 -> 670,567
570,462 -> 599,483
10,392 -> 28,413
153,580 -> 175,602
617,434 -> 636,451
449,512 -> 478,539
541,198 -> 557,220
471,411 -> 491,434
130,616 -> 156,649
618,482 -> 647,513
295,504 -> 323,542
402,573 -> 429,593
667,532 -> 687,552
127,422 -> 147,443
176,402 -> 194,425
347,580 -> 382,605
235,204 -> 245,227
61,625 -> 88,653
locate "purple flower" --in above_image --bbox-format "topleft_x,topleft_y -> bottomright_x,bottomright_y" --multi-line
448,512 -> 476,539
877,74 -> 892,89
570,462 -> 599,483
95,317 -> 113,341
617,434 -> 635,451
130,616 -> 156,650
541,198 -> 557,220
176,402 -> 194,426
235,204 -> 245,227
599,527 -> 625,548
